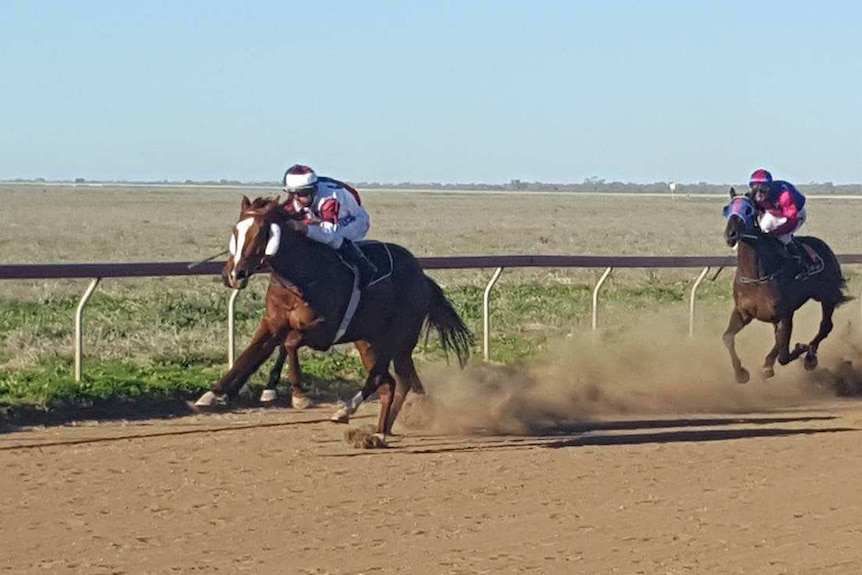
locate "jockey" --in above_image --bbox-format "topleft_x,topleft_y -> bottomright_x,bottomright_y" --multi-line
281,164 -> 377,288
748,168 -> 810,275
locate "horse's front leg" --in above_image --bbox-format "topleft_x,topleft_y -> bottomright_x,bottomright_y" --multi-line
260,345 -> 288,404
723,308 -> 753,383
798,301 -> 837,371
195,321 -> 283,407
283,331 -> 312,409
776,314 -> 803,366
258,331 -> 312,408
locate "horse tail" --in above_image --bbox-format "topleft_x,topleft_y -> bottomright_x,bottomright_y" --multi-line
837,280 -> 854,307
423,276 -> 474,368
825,247 -> 854,306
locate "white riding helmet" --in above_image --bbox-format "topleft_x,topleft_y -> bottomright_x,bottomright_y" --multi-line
283,164 -> 318,192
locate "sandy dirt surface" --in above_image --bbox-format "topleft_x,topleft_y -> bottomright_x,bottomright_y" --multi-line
3,391 -> 862,575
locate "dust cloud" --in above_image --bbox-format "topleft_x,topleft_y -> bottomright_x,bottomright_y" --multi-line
406,306 -> 862,435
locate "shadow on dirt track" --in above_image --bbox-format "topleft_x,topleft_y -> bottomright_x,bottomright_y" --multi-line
326,413 -> 859,457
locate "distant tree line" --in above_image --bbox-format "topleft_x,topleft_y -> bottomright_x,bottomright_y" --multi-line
4,177 -> 861,195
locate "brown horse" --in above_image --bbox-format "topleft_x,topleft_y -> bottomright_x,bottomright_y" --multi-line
721,189 -> 851,383
194,196 -> 473,441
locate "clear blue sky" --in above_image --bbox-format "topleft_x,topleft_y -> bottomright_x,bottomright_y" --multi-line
2,1 -> 860,184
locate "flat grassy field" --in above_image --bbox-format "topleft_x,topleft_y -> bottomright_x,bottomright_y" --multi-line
2,183 -> 861,418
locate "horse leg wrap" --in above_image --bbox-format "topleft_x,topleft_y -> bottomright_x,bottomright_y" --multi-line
349,390 -> 364,412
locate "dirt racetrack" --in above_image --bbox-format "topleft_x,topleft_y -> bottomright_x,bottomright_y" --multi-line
3,393 -> 862,575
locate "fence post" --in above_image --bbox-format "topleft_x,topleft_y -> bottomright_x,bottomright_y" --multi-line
591,267 -> 613,330
483,267 -> 505,362
74,278 -> 101,382
228,288 -> 240,368
689,266 -> 710,337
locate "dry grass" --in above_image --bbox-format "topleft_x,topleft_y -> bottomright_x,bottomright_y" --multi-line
5,183 -> 862,262
2,183 -> 862,370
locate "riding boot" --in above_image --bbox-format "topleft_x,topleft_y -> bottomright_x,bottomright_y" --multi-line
337,239 -> 377,289
784,239 -> 807,279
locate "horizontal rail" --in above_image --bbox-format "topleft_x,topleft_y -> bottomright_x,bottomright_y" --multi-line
4,254 -> 862,280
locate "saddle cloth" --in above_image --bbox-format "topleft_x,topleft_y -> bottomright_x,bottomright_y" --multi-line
332,241 -> 394,344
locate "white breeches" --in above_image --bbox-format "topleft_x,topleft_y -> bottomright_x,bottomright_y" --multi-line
760,208 -> 807,245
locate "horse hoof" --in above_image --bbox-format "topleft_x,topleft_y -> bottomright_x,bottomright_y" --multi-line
759,367 -> 774,380
736,369 -> 751,384
330,404 -> 351,424
804,354 -> 818,371
292,394 -> 313,410
344,427 -> 387,449
259,389 -> 278,404
193,391 -> 228,411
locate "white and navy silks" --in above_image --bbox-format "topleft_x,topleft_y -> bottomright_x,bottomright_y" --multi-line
287,178 -> 370,249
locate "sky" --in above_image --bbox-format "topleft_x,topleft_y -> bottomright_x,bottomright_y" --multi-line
1,1 -> 861,184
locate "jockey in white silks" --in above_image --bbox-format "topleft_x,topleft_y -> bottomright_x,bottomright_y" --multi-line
281,164 -> 377,288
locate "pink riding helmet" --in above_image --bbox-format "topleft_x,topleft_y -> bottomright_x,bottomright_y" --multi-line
749,168 -> 773,187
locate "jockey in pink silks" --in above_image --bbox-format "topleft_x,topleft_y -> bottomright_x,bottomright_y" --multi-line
748,168 -> 811,276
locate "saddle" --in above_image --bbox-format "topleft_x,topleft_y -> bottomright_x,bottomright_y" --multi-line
783,239 -> 824,281
352,241 -> 394,287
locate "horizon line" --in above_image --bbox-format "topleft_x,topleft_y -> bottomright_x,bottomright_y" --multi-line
3,178 -> 861,188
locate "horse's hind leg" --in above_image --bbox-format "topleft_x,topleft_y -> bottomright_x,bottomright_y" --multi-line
723,308 -> 753,383
799,301 -> 837,371
330,341 -> 395,423
374,365 -> 396,438
385,353 -> 421,435
351,341 -> 396,437
761,323 -> 782,379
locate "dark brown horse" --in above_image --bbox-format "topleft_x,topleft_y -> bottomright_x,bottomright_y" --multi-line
721,189 -> 851,382
194,196 -> 473,441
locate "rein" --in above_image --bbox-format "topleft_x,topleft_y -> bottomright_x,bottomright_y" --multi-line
737,272 -> 780,285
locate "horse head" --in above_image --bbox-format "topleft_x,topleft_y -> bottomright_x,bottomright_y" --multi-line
222,196 -> 302,289
722,187 -> 758,248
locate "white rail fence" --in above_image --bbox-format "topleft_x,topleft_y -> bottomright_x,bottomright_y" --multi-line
3,254 -> 862,380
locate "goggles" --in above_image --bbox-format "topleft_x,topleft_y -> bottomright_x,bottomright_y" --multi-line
291,186 -> 316,198
750,182 -> 770,196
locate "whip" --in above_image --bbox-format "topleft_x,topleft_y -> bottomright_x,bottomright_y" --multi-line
187,249 -> 229,269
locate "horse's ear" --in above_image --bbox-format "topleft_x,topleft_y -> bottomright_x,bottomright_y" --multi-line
265,197 -> 281,212
729,187 -> 737,198
241,195 -> 251,211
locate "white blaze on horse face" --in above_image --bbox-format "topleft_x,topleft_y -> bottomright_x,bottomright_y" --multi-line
230,218 -> 256,279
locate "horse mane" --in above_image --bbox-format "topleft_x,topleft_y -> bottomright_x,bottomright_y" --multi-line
743,229 -> 785,274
